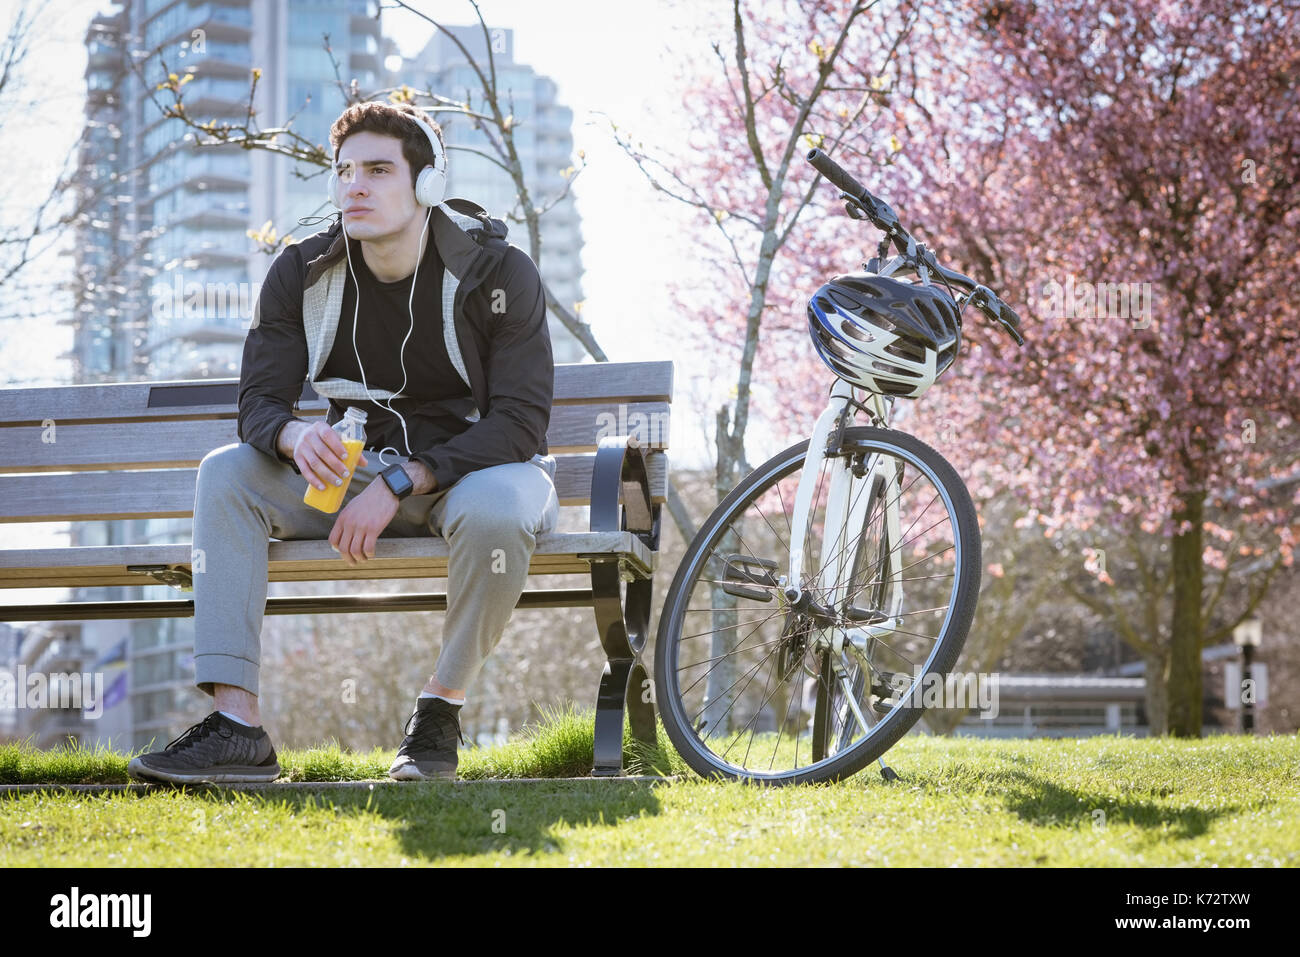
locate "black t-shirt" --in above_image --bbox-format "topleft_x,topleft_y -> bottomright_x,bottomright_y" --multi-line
321,234 -> 477,456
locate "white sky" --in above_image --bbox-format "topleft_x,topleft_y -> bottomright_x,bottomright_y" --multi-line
381,0 -> 711,372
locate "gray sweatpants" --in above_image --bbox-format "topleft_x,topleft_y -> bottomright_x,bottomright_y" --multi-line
190,442 -> 559,697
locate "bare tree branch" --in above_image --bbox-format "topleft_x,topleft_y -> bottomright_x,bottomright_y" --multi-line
1204,551 -> 1286,645
604,116 -> 756,286
1061,577 -> 1154,656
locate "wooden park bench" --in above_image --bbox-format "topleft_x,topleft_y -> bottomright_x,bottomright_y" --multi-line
0,360 -> 672,777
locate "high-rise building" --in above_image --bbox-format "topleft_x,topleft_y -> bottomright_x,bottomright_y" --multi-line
405,25 -> 586,363
76,0 -> 387,386
75,5 -> 134,385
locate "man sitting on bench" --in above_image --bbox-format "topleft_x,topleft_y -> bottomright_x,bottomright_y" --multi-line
129,101 -> 557,783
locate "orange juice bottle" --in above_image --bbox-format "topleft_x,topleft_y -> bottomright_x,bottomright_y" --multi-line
303,406 -> 368,514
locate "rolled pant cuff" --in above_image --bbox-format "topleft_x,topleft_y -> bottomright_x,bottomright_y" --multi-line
432,658 -> 476,695
194,653 -> 260,698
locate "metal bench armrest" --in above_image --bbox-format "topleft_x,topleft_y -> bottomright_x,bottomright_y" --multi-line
589,435 -> 660,552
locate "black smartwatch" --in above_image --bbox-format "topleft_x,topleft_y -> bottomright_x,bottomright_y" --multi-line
380,462 -> 415,501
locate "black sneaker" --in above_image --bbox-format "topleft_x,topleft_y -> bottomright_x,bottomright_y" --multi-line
388,697 -> 466,781
127,712 -> 280,784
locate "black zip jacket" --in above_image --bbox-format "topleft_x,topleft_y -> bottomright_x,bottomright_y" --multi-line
236,198 -> 553,491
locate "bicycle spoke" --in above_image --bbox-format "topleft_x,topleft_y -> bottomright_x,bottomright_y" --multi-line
690,637 -> 784,736
885,604 -> 959,620
720,641 -> 803,766
783,666 -> 803,771
675,636 -> 789,668
677,607 -> 789,641
677,612 -> 790,700
735,638 -> 784,768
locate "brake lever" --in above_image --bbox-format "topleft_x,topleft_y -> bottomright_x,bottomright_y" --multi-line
966,285 -> 1026,346
998,304 -> 1026,346
839,190 -> 901,236
841,191 -> 871,220
964,285 -> 997,318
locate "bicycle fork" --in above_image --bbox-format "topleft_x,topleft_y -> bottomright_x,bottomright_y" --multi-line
784,381 -> 905,660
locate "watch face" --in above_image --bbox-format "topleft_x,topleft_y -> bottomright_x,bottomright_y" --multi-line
383,465 -> 414,497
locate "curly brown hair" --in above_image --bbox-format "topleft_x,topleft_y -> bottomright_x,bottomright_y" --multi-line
329,101 -> 445,189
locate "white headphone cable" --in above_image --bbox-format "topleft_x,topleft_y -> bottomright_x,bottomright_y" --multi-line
343,204 -> 433,467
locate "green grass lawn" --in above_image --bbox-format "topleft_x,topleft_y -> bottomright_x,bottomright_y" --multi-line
1,712 -> 1296,866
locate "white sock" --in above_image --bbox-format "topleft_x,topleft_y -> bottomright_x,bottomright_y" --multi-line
418,692 -> 465,706
219,710 -> 255,727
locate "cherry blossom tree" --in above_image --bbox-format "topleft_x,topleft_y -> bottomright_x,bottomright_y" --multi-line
894,0 -> 1300,734
629,0 -> 1298,737
615,0 -> 930,478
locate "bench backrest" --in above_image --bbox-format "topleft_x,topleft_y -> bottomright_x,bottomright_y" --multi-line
0,361 -> 671,524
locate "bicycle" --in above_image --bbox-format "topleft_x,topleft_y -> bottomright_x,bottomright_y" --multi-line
654,148 -> 1026,785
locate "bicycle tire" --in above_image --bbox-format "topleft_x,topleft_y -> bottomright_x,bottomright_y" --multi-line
654,426 -> 982,784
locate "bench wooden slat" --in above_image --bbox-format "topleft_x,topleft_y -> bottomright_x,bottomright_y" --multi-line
0,532 -> 655,590
0,452 -> 668,523
0,362 -> 674,425
0,402 -> 669,472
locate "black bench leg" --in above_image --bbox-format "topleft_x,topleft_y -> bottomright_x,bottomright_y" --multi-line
590,563 -> 657,776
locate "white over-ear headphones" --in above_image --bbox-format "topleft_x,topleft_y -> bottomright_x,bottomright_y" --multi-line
328,109 -> 447,210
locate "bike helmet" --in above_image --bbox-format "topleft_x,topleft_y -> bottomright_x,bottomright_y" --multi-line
807,273 -> 962,398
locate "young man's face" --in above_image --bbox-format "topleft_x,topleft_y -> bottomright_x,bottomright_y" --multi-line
335,131 -> 423,241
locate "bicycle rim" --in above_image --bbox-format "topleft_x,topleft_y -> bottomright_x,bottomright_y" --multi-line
655,426 -> 981,784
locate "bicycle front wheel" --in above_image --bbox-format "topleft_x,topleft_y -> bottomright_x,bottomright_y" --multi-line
654,426 -> 981,784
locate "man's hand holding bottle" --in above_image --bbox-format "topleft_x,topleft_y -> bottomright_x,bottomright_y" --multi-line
276,418 -> 401,565
279,420 -> 368,491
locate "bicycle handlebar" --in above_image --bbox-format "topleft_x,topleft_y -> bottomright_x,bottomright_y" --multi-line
806,149 -> 907,252
806,148 -> 1025,347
